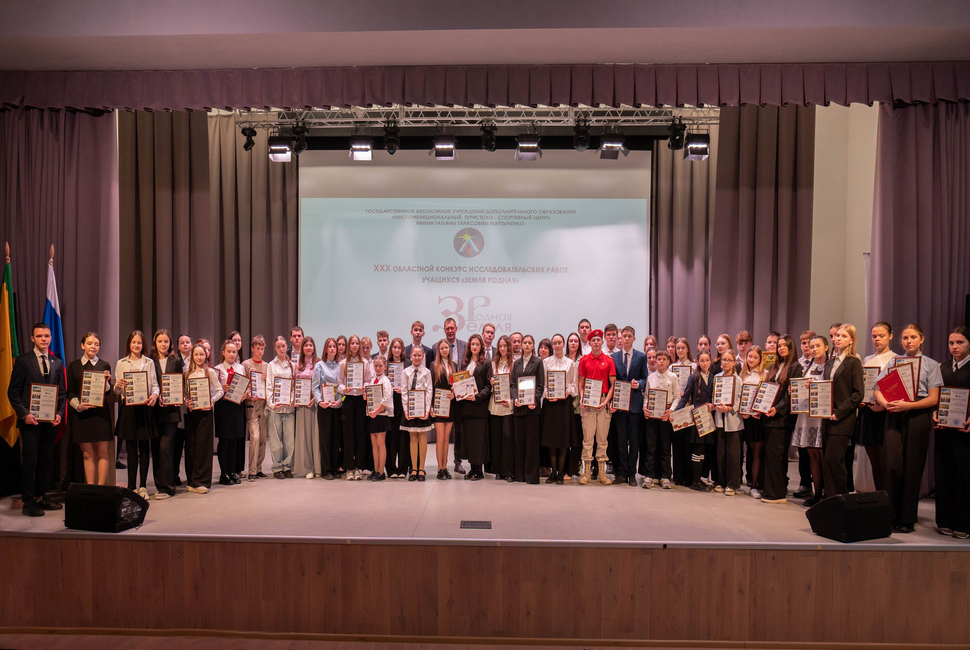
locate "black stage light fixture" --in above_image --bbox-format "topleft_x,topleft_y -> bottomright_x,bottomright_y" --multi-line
267,135 -> 293,162
349,135 -> 373,161
515,133 -> 541,161
684,132 -> 710,161
667,118 -> 687,151
431,133 -> 456,160
241,126 -> 257,152
383,121 -> 400,155
481,123 -> 497,152
291,123 -> 308,156
599,131 -> 629,160
573,118 -> 591,152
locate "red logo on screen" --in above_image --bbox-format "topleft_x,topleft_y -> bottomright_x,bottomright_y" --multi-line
454,229 -> 484,258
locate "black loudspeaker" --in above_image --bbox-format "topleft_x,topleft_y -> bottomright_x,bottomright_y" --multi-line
65,483 -> 149,533
806,491 -> 893,543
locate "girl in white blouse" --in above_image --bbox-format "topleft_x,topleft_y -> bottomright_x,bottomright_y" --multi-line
366,355 -> 394,481
183,343 -> 223,493
266,336 -> 296,479
739,346 -> 766,499
489,335 -> 515,481
857,321 -> 895,491
214,340 -> 247,486
401,345 -> 433,481
338,335 -> 373,480
713,349 -> 744,495
540,334 -> 578,484
114,330 -> 160,499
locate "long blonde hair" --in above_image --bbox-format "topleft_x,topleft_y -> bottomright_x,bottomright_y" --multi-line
837,324 -> 860,359
432,338 -> 455,383
743,345 -> 766,381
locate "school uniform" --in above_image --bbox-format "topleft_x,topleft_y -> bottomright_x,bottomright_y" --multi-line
644,369 -> 679,482
540,355 -> 578,450
404,343 -> 434,369
578,352 -> 616,473
291,360 -> 320,477
338,356 -> 374,472
762,363 -> 804,501
713,371 -> 744,491
791,362 -> 825,449
739,369 -> 765,489
458,359 -> 493,474
364,374 -> 394,437
67,357 -> 113,444
173,352 -> 193,484
676,371 -> 716,488
488,360 -> 515,479
243,357 -> 269,477
611,348 -> 648,483
151,355 -> 183,495
312,359 -> 343,477
821,353 -> 864,497
113,356 -> 160,491
935,356 -> 970,535
183,367 -> 223,489
400,365 -> 433,434
511,353 -> 545,484
215,361 -> 248,483
382,358 -> 409,477
855,350 -> 896,491
266,356 -> 296,475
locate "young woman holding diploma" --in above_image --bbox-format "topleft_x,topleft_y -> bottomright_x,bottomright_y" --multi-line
365,355 -> 394,481
114,330 -> 160,499
312,338 -> 343,479
821,325 -> 865,500
739,346 -> 766,499
456,334 -> 492,481
214,340 -> 247,486
874,324 -> 943,532
149,329 -> 182,498
384,337 -> 409,478
791,336 -> 828,506
541,334 -> 577,484
293,337 -> 320,479
431,338 -> 457,480
713,350 -> 743,495
401,345 -> 433,481
933,326 -> 970,538
243,335 -> 270,481
266,336 -> 296,480
489,335 -> 515,481
67,332 -> 113,486
564,332 -> 586,481
858,322 -> 895,491
338,335 -> 371,480
183,343 -> 223,493
676,351 -> 715,492
761,335 -> 803,504
512,334 -> 545,484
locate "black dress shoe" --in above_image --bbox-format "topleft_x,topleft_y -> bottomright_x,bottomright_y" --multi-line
22,501 -> 44,517
613,475 -> 627,486
470,471 -> 484,481
255,472 -> 269,479
437,470 -> 447,480
230,473 -> 241,484
803,495 -> 822,508
322,471 -> 335,480
116,461 -> 127,470
792,487 -> 813,499
417,471 -> 426,482
284,470 -> 293,479
219,474 -> 233,486
37,497 -> 63,510
444,469 -> 453,480
506,476 -> 515,483
690,481 -> 713,492
896,524 -> 915,534
409,472 -> 418,482
274,471 -> 285,479
454,461 -> 466,475
463,471 -> 474,480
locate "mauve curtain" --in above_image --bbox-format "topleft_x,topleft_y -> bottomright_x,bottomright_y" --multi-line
208,113 -> 298,352
650,124 -> 718,345
709,104 -> 816,340
867,102 -> 970,362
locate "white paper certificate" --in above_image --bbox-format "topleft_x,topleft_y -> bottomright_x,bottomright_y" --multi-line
692,406 -> 716,437
740,383 -> 758,416
224,373 -> 251,404
293,377 -> 313,406
863,366 -> 880,403
790,378 -> 811,414
893,358 -> 919,401
546,370 -> 566,400
517,376 -> 536,406
433,388 -> 452,418
612,380 -> 632,411
582,378 -> 604,408
322,384 -> 336,404
645,388 -> 667,419
80,371 -> 106,407
365,384 -> 384,413
407,389 -> 426,418
938,387 -> 970,429
494,373 -> 511,404
751,382 -> 781,414
272,376 -> 293,406
29,383 -> 58,422
670,407 -> 695,431
713,375 -> 737,409
124,371 -> 149,405
452,376 -> 478,400
188,376 -> 211,410
250,371 -> 266,400
388,363 -> 405,390
809,380 -> 834,418
670,364 -> 693,396
346,362 -> 364,390
160,373 -> 184,406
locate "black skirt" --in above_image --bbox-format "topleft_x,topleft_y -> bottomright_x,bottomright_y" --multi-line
70,405 -> 114,443
742,415 -> 764,444
214,398 -> 246,439
857,407 -> 886,447
540,398 -> 573,449
366,414 -> 390,434
115,403 -> 157,441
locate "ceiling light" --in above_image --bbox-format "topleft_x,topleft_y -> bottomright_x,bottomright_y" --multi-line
349,135 -> 373,161
291,123 -> 308,155
241,126 -> 257,152
599,132 -> 629,160
267,136 -> 292,162
383,122 -> 399,155
430,134 -> 456,160
481,123 -> 497,152
515,134 -> 541,161
667,118 -> 687,151
573,118 -> 590,152
684,132 -> 710,161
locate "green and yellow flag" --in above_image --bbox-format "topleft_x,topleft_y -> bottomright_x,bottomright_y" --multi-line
1,243 -> 20,447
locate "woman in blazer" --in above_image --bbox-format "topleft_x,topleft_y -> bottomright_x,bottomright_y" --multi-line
511,335 -> 545,484
821,325 -> 865,501
67,332 -> 114,486
933,326 -> 970,539
456,334 -> 493,480
760,335 -> 803,504
150,329 -> 183,499
676,351 -> 716,492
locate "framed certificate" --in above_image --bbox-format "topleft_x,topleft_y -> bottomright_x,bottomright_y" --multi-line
494,373 -> 511,404
188,376 -> 211,410
272,376 -> 293,406
249,371 -> 266,400
862,366 -> 881,403
581,378 -> 603,408
670,364 -> 693,395
433,388 -> 452,418
365,383 -> 384,413
645,388 -> 667,419
452,376 -> 478,400
751,382 -> 781,415
80,371 -> 107,408
290,349 -> 300,365
790,377 -> 811,414
346,362 -> 364,390
692,405 -> 716,437
763,352 -> 777,370
876,369 -> 911,403
546,370 -> 566,400
739,383 -> 758,416
160,373 -> 184,406
321,383 -> 337,404
517,376 -> 536,405
293,377 -> 313,406
890,362 -> 916,402
670,407 -> 695,431
224,373 -> 251,404
611,380 -> 632,411
713,375 -> 737,409
407,389 -> 427,419
124,371 -> 149,405
893,357 -> 920,401
388,363 -> 405,390
938,387 -> 970,429
29,383 -> 58,422
809,380 -> 834,418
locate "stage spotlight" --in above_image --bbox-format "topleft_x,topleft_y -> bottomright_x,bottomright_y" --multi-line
573,118 -> 590,152
430,134 -> 456,160
291,123 -> 308,155
383,122 -> 399,155
267,136 -> 292,162
481,123 -> 497,152
684,132 -> 710,161
667,118 -> 687,151
515,134 -> 541,161
349,135 -> 373,161
599,132 -> 629,160
241,126 -> 256,152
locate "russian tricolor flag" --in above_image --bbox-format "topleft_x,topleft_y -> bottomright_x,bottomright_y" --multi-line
43,261 -> 65,364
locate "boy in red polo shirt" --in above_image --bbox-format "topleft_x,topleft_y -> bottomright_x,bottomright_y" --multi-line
578,330 -> 616,485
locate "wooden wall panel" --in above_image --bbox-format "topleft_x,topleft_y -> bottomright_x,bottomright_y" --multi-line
1,535 -> 968,646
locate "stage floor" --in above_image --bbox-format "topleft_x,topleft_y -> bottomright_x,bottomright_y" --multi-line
1,450 -> 965,551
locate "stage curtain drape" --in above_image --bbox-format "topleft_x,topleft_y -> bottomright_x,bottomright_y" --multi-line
4,62 -> 970,112
708,104 -> 816,340
207,112 -> 298,349
650,125 -> 719,345
867,101 -> 970,363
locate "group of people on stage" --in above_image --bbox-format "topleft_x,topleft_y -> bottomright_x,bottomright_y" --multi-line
7,316 -> 970,539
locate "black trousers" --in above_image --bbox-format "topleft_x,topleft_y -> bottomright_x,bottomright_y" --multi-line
607,414 -> 618,468
822,432 -> 851,497
716,428 -> 741,490
385,393 -> 409,475
234,435 -> 246,474
637,416 -> 648,475
672,430 -> 691,485
882,409 -> 932,526
217,437 -> 240,477
342,395 -> 368,471
763,425 -> 790,500
798,447 -> 812,489
489,415 -> 514,478
172,424 -> 187,483
184,410 -> 214,488
152,421 -> 178,496
125,439 -> 150,489
19,422 -> 56,501
317,406 -> 341,474
613,411 -> 640,478
513,413 -> 541,484
461,415 -> 488,466
644,419 -> 672,480
935,427 -> 970,533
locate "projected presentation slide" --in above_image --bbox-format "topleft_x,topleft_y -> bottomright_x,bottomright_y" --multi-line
300,197 -> 648,342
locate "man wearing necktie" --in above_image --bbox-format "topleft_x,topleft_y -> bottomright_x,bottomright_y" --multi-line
8,322 -> 68,516
610,326 -> 648,485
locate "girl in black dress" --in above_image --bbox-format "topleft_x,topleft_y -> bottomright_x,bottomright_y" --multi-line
676,351 -> 716,492
215,339 -> 247,486
67,332 -> 113,485
431,338 -> 456,480
933,326 -> 970,539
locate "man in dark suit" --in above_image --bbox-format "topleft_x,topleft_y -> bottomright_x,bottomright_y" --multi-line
819,341 -> 864,503
481,322 -> 497,363
8,322 -> 68,516
610,326 -> 648,485
404,320 -> 433,369
286,326 -> 304,364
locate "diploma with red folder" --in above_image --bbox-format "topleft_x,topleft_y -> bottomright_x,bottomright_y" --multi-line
876,369 -> 912,403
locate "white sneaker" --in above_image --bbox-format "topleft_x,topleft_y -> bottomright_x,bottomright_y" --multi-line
702,477 -> 714,486
642,477 -> 654,489
714,485 -> 724,493
750,488 -> 762,499
187,485 -> 209,494
306,473 -> 315,479
154,491 -> 171,501
355,469 -> 363,480
661,479 -> 672,489
725,488 -> 736,496
137,487 -> 148,499
346,471 -> 355,481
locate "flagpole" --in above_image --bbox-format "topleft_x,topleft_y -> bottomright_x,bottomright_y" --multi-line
50,244 -> 54,266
